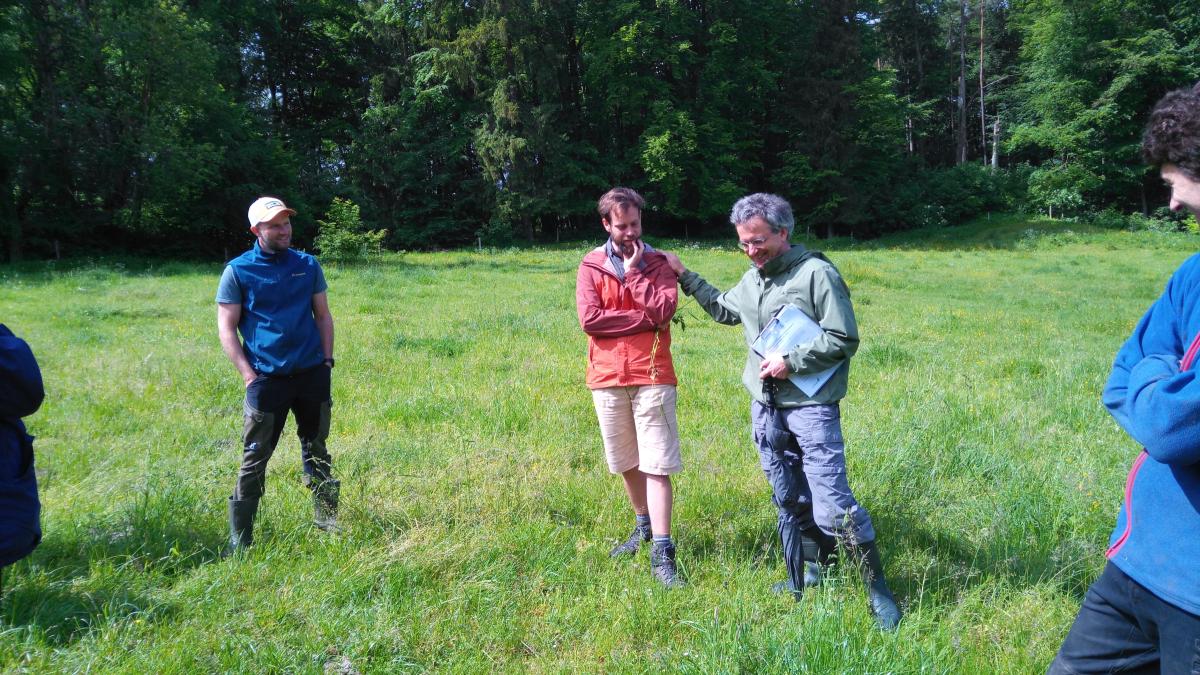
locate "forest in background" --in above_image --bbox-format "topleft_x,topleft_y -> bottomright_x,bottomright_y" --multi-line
2,0 -> 1199,259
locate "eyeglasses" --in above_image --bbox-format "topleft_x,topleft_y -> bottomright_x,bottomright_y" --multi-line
737,236 -> 773,251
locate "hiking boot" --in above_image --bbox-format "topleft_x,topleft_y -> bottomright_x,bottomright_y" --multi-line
857,541 -> 902,631
224,497 -> 258,557
650,541 -> 684,588
609,522 -> 651,557
312,479 -> 341,532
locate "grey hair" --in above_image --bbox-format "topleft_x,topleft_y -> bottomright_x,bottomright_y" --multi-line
730,193 -> 794,234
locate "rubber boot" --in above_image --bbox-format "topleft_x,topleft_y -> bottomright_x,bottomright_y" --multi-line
856,540 -> 902,631
772,526 -> 830,598
650,541 -> 684,588
225,497 -> 258,557
312,479 -> 340,532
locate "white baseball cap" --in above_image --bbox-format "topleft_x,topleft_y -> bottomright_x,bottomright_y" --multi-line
247,196 -> 297,227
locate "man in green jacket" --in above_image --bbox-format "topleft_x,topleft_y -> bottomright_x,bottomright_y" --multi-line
662,193 -> 901,630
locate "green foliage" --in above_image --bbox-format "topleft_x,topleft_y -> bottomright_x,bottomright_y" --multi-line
5,0 -> 1200,256
315,198 -> 386,261
1008,0 -> 1200,213
891,164 -> 1026,230
1027,161 -> 1101,216
1125,207 -> 1197,234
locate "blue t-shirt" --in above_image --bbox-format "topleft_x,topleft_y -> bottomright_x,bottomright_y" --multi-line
216,243 -> 328,375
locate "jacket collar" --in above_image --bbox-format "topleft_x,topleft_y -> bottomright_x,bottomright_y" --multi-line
757,243 -> 810,278
252,241 -> 288,263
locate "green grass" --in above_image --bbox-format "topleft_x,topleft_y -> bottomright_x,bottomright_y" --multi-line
1,215 -> 1194,673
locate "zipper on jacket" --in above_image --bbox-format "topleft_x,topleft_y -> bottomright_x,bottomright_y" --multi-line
1106,327 -> 1200,559
1105,451 -> 1148,558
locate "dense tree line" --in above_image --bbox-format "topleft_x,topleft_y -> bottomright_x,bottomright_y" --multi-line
2,0 -> 1199,259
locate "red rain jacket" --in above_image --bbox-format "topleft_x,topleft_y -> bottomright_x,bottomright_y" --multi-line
576,246 -> 678,389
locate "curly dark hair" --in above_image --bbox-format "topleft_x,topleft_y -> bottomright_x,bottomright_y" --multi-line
1142,81 -> 1200,179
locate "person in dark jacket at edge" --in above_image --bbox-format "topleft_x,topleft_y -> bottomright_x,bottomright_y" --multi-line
1047,83 -> 1200,674
661,193 -> 902,631
0,324 -> 45,591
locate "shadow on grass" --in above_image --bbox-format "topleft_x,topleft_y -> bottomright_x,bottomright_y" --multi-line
871,504 -> 1099,607
1,488 -> 226,646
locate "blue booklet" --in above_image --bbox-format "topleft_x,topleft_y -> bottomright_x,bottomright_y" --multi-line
751,304 -> 842,397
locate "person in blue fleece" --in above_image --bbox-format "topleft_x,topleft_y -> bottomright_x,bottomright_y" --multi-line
1049,83 -> 1200,673
0,324 -> 44,573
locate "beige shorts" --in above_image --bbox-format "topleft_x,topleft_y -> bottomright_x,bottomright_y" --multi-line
590,384 -> 682,476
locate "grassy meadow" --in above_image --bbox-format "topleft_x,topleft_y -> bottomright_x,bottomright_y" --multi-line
1,216 -> 1195,673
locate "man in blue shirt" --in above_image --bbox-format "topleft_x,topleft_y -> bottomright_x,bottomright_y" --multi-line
1049,83 -> 1200,673
217,196 -> 338,554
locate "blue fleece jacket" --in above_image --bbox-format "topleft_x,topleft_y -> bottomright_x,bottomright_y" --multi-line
0,324 -> 43,567
1101,252 -> 1200,617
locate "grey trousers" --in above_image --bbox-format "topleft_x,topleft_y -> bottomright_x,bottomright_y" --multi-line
751,401 -> 876,547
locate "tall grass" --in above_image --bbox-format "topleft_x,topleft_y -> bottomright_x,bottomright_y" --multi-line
1,216 -> 1193,672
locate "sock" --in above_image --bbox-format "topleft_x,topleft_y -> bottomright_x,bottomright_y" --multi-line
635,514 -> 651,531
652,535 -> 673,549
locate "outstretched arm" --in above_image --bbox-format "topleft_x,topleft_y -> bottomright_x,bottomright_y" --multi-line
665,251 -> 742,326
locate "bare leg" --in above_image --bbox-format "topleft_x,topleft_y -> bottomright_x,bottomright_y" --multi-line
620,467 -> 648,516
646,474 -> 673,537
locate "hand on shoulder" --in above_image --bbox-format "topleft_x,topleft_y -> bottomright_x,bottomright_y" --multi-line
660,251 -> 687,277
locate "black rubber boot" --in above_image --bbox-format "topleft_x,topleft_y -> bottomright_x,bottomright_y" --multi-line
312,479 -> 340,532
772,526 -> 831,598
224,497 -> 258,557
856,540 -> 902,631
650,541 -> 684,588
609,521 -> 652,557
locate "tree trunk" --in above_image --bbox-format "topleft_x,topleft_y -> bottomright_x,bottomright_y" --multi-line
979,0 -> 987,165
991,115 -> 1001,168
956,0 -> 968,165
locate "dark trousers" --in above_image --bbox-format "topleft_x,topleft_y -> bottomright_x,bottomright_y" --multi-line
232,365 -> 333,501
1049,562 -> 1200,674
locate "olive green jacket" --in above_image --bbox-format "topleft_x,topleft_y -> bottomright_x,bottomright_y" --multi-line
678,245 -> 858,406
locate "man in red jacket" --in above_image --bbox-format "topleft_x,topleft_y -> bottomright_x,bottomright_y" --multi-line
576,187 -> 683,587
